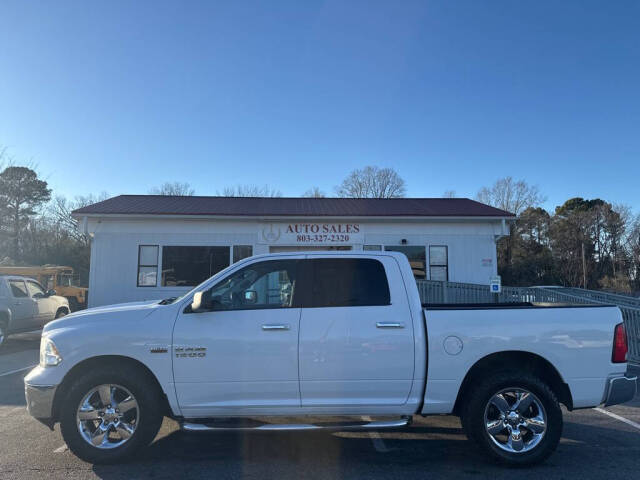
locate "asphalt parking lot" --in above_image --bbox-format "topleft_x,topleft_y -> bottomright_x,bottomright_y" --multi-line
1,333 -> 638,480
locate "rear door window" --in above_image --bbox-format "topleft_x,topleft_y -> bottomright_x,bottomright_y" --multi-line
9,280 -> 28,298
304,258 -> 390,307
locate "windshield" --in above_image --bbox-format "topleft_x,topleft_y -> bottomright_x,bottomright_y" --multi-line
57,273 -> 80,287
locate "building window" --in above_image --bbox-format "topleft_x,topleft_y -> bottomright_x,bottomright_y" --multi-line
363,245 -> 382,251
429,245 -> 448,281
162,246 -> 230,287
137,245 -> 158,287
384,246 -> 426,279
233,245 -> 253,263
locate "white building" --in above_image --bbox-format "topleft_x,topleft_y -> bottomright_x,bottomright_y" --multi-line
72,196 -> 514,307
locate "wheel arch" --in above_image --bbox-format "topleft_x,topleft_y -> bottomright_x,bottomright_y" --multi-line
452,350 -> 574,414
51,355 -> 171,423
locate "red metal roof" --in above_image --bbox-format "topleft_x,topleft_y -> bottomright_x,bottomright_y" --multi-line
72,195 -> 515,218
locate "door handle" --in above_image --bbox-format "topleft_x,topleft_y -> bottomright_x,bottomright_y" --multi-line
262,324 -> 290,331
376,322 -> 405,329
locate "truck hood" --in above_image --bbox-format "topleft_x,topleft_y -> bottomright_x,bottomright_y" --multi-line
43,299 -> 162,333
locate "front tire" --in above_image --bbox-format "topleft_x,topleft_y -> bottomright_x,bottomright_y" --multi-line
461,371 -> 562,466
60,366 -> 163,464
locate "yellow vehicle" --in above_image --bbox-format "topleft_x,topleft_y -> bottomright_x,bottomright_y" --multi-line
0,265 -> 87,311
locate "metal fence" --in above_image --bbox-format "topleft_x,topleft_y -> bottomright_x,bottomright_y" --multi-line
417,279 -> 640,365
547,287 -> 640,310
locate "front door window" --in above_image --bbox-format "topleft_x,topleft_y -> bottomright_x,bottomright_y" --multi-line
204,260 -> 298,311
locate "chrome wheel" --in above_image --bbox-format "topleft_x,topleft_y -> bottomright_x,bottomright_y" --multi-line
0,325 -> 5,346
484,387 -> 547,453
76,384 -> 139,449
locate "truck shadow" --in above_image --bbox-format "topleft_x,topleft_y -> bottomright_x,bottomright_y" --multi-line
90,419 -> 640,479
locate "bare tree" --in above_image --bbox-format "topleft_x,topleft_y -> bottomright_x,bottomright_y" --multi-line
0,145 -> 8,170
476,177 -> 546,215
628,214 -> 640,291
149,182 -> 195,196
335,166 -> 406,198
443,190 -> 457,198
49,192 -> 110,243
476,178 -> 546,279
302,187 -> 326,198
219,185 -> 282,197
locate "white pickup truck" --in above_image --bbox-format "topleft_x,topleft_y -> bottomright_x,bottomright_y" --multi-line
24,252 -> 637,465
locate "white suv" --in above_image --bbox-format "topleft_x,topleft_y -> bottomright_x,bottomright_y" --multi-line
0,275 -> 70,347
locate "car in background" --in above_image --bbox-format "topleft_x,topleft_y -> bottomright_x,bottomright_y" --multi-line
0,275 -> 70,347
0,265 -> 88,311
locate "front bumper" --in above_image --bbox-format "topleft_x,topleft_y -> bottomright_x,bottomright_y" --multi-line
603,365 -> 638,407
24,382 -> 57,422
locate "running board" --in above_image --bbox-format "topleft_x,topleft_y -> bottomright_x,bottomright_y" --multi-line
181,417 -> 411,432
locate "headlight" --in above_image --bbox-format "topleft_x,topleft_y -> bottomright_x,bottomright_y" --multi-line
40,337 -> 62,367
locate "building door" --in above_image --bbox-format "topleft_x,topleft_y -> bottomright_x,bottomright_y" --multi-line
297,256 -> 415,410
172,256 -> 303,417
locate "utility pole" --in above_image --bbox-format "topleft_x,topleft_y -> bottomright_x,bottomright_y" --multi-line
581,241 -> 587,289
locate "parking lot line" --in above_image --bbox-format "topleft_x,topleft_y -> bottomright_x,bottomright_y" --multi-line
362,416 -> 391,452
593,407 -> 640,431
0,365 -> 37,377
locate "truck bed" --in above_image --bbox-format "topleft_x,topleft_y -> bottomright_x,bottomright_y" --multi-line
420,303 -> 624,414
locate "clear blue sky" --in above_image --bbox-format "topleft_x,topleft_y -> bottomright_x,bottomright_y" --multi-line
1,0 -> 638,212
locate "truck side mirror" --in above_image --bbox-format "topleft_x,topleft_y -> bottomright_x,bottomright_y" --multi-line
46,289 -> 56,297
191,291 -> 203,312
191,290 -> 212,312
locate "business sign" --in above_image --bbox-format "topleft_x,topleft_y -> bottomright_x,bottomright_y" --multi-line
490,275 -> 502,293
259,223 -> 363,245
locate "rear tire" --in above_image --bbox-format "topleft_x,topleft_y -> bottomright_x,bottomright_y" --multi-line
59,366 -> 163,464
55,309 -> 67,319
460,371 -> 562,466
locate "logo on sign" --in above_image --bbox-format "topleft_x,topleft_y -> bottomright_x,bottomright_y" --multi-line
261,224 -> 282,243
